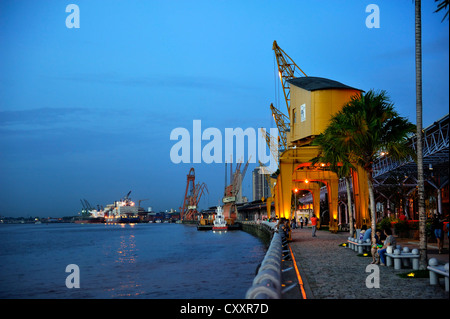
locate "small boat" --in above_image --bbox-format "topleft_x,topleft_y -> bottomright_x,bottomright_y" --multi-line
212,206 -> 227,231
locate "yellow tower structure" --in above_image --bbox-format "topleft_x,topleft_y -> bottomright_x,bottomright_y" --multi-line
271,41 -> 371,232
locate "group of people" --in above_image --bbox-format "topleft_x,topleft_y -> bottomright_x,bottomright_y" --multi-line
290,216 -> 309,229
355,224 -> 393,265
277,214 -> 320,239
365,212 -> 449,265
293,215 -> 319,237
280,212 -> 449,254
370,228 -> 396,266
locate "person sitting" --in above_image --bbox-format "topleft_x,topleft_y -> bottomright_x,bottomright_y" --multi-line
371,229 -> 383,264
376,228 -> 396,266
359,225 -> 367,240
362,226 -> 372,242
279,218 -> 290,239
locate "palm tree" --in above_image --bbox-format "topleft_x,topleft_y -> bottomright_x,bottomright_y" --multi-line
415,0 -> 427,270
320,90 -> 416,244
435,0 -> 449,21
414,0 -> 448,272
312,123 -> 356,237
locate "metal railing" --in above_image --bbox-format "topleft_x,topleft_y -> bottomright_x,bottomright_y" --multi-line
245,221 -> 297,299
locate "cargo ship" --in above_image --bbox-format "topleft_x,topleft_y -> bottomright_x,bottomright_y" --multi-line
76,191 -> 140,224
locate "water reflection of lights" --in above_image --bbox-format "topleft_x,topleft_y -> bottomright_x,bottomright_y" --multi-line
116,234 -> 137,264
103,223 -> 137,226
113,231 -> 141,297
120,223 -> 136,227
212,230 -> 227,234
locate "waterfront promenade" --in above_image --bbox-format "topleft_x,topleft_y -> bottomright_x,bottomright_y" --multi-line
287,227 -> 449,299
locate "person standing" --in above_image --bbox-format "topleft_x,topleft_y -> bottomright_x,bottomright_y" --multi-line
432,213 -> 444,254
311,215 -> 318,237
291,218 -> 297,229
299,216 -> 304,229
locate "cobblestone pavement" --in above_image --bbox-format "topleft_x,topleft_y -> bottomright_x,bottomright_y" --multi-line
288,227 -> 449,299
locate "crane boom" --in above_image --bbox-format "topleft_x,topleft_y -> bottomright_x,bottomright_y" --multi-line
270,103 -> 289,150
233,157 -> 251,197
272,40 -> 307,114
260,128 -> 281,163
196,182 -> 208,205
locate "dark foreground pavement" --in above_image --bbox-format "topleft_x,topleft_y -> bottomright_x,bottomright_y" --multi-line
286,227 -> 449,299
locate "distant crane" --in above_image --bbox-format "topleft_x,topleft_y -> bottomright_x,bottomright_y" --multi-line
222,157 -> 250,220
80,198 -> 97,217
180,168 -> 209,220
138,198 -> 149,208
83,199 -> 94,210
123,191 -> 132,201
80,199 -> 89,217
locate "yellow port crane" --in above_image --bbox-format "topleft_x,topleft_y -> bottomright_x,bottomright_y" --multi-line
265,41 -> 307,156
263,40 -> 308,220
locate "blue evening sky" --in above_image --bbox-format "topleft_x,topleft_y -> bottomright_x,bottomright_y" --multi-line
0,0 -> 448,217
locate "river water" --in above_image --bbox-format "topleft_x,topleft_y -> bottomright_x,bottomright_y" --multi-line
0,223 -> 266,299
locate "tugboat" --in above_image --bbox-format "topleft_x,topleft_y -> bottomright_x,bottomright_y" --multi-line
212,206 -> 227,232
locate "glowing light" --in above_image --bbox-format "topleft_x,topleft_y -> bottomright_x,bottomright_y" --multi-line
294,188 -> 298,193
363,253 -> 368,257
407,272 -> 415,277
304,179 -> 309,183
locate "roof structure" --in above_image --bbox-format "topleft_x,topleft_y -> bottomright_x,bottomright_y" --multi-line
372,113 -> 449,179
287,76 -> 362,92
299,113 -> 449,203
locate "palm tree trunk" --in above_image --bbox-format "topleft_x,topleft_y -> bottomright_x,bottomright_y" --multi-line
366,171 -> 377,244
345,176 -> 354,237
415,0 -> 427,270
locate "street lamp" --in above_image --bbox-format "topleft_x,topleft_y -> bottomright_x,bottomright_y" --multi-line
294,188 -> 299,225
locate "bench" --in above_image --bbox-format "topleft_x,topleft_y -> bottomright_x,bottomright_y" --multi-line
385,246 -> 420,270
427,258 -> 449,292
347,237 -> 371,254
